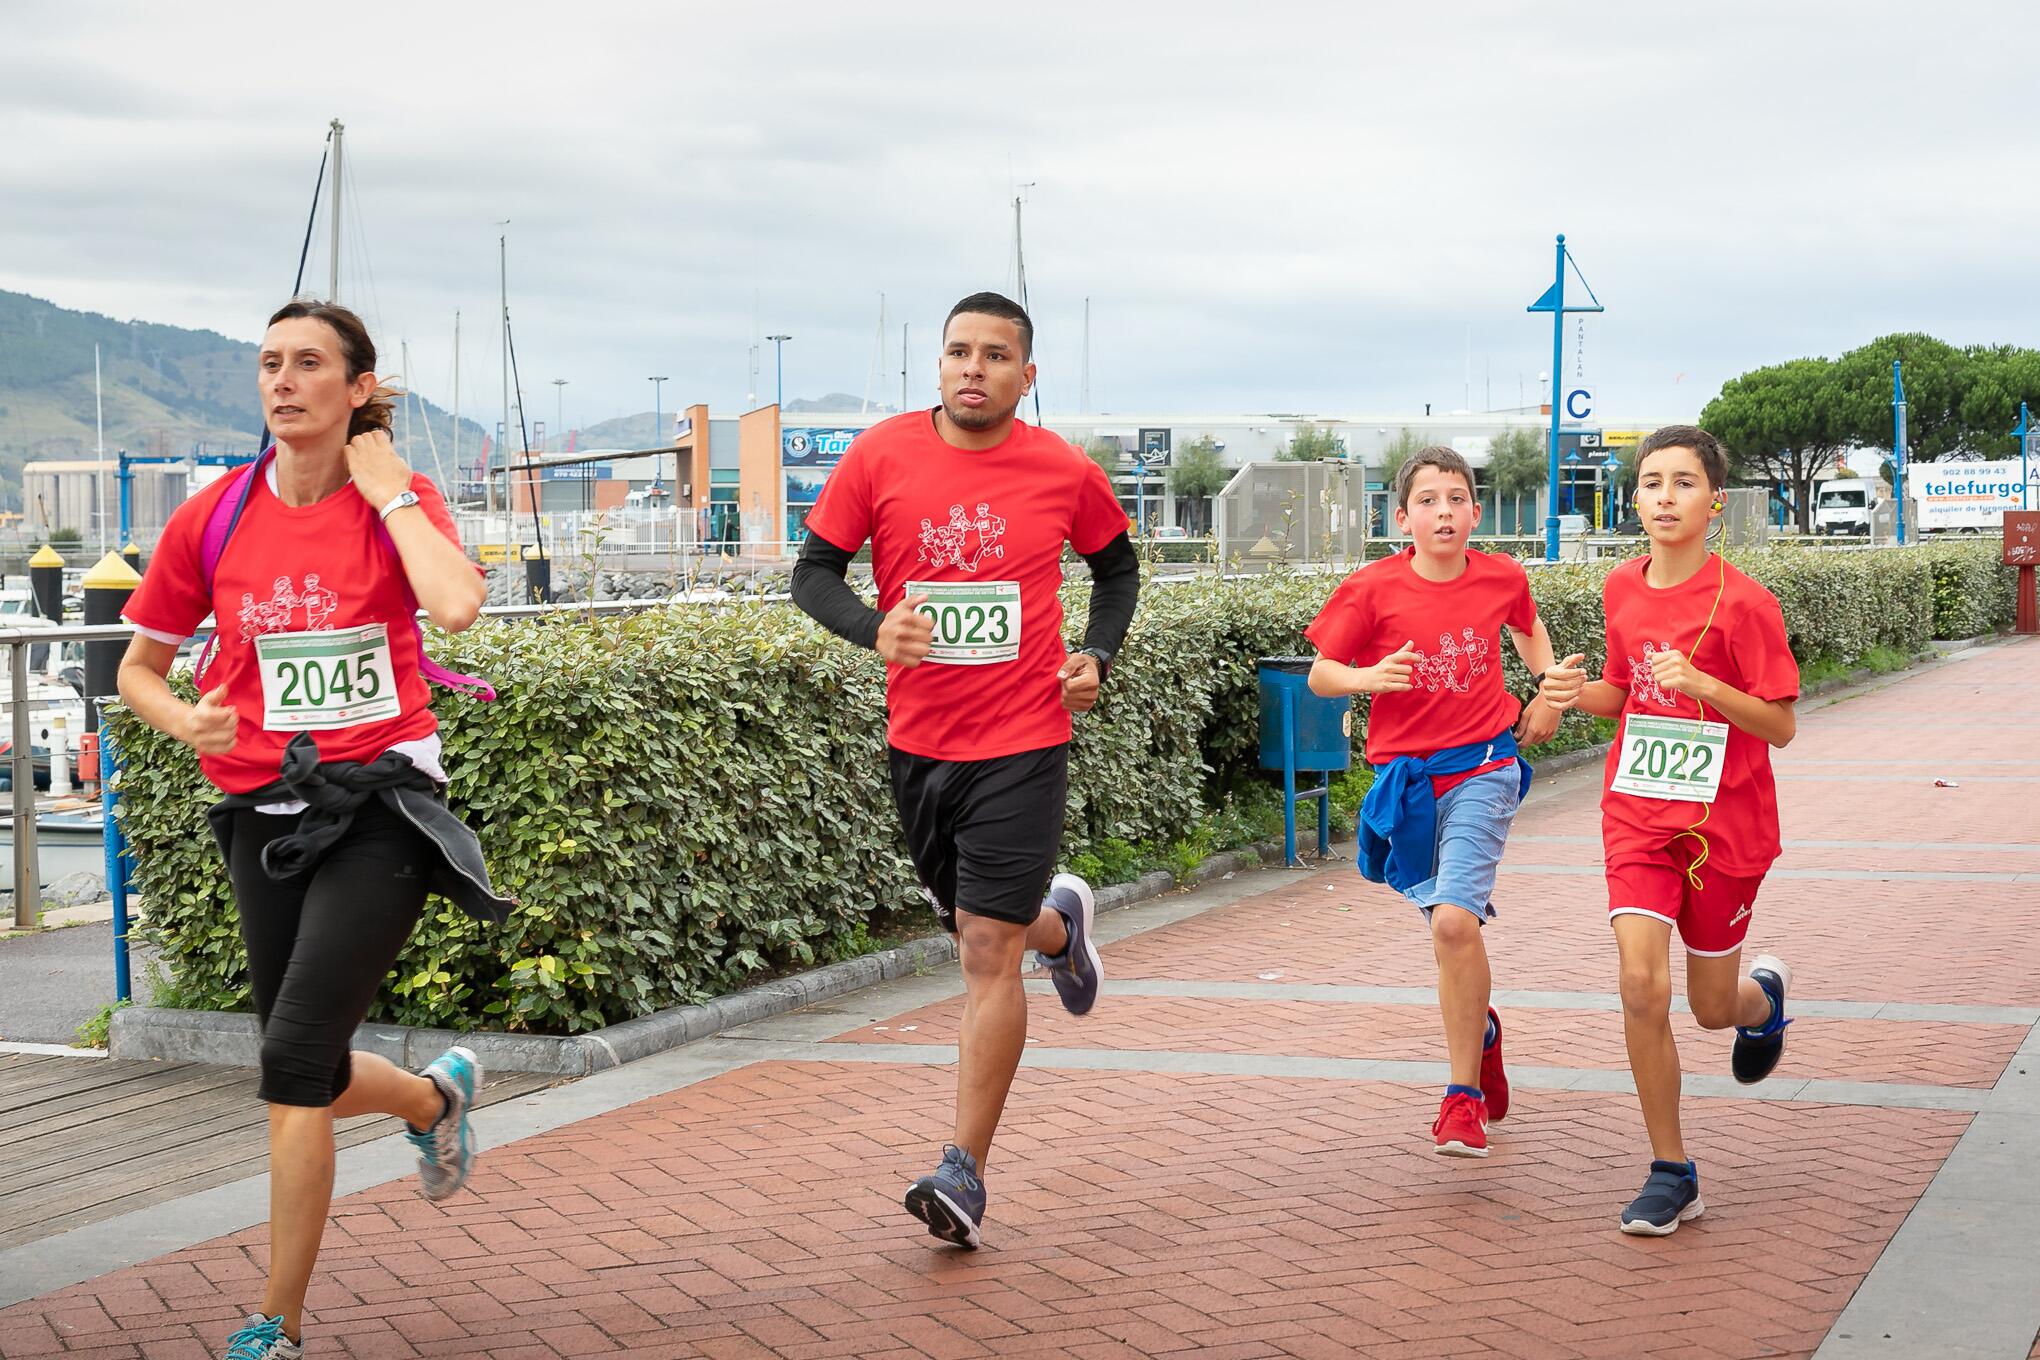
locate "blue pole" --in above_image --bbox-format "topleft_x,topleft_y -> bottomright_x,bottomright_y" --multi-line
1892,361 -> 1908,546
1544,235 -> 1566,562
2015,403 -> 2031,515
117,454 -> 133,546
101,729 -> 130,1005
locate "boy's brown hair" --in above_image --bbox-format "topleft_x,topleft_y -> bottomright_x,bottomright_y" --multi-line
1394,445 -> 1477,509
1635,424 -> 1729,489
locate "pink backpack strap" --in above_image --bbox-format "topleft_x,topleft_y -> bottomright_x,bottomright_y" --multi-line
371,518 -> 498,702
192,451 -> 272,683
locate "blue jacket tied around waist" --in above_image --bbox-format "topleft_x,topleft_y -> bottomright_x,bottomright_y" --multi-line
1358,732 -> 1533,893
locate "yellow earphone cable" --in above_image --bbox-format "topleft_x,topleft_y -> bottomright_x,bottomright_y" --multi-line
1669,511 -> 1730,888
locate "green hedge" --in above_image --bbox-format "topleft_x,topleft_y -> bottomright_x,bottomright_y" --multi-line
110,540 -> 2015,1034
1917,539 -> 2016,639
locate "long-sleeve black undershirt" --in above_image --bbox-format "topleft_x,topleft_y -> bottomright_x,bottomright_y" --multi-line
790,529 -> 1141,672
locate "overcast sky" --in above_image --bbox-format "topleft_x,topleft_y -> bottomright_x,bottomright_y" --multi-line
5,1 -> 2035,434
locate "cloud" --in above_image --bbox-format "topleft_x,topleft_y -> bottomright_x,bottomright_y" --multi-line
3,0 -> 2035,431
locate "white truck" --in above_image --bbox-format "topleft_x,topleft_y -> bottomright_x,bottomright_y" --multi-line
1813,478 -> 1891,536
1906,460 -> 2036,533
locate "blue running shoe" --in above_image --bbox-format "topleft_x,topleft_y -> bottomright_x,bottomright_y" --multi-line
1620,1159 -> 1704,1236
1732,955 -> 1793,1085
405,1045 -> 480,1202
223,1313 -> 301,1359
1037,872 -> 1101,1016
904,1143 -> 986,1249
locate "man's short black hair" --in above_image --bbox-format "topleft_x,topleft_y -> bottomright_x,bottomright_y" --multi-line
943,291 -> 1033,359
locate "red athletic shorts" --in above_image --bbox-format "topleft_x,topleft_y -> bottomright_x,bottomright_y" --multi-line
1606,839 -> 1765,957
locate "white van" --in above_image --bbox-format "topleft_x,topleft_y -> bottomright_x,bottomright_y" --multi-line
1814,478 -> 1890,536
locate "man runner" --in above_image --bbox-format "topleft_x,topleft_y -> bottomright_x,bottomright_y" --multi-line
791,291 -> 1140,1249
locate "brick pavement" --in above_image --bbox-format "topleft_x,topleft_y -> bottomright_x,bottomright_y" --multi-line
2,640 -> 2036,1358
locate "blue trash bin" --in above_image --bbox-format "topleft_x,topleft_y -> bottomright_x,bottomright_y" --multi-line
1257,657 -> 1352,865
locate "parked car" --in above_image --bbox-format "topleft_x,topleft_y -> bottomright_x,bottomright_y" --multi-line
1149,525 -> 1188,541
1614,511 -> 1643,534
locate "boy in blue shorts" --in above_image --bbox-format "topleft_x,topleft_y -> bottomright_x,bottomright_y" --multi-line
1307,446 -> 1565,1156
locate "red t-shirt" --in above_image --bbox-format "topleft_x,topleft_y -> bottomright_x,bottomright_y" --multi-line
1305,547 -> 1538,787
124,465 -> 468,794
1599,554 -> 1800,875
802,411 -> 1129,761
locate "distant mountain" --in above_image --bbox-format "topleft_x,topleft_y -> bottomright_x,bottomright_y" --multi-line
0,290 -> 489,514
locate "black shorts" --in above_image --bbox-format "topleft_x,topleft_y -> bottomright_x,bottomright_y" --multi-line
887,742 -> 1068,931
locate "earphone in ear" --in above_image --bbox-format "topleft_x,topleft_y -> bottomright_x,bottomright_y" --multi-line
1711,496 -> 1725,513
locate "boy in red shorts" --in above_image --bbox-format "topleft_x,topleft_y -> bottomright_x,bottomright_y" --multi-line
1539,424 -> 1799,1235
1307,446 -> 1565,1158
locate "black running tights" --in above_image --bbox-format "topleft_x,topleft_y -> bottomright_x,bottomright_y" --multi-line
225,801 -> 433,1107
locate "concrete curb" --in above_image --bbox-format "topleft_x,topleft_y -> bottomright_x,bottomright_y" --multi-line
108,840 -> 1296,1078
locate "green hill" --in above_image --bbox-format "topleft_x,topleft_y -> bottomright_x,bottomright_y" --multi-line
0,290 -> 488,512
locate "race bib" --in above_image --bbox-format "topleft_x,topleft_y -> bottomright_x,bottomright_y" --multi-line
905,580 -> 1021,665
1610,714 -> 1728,804
254,624 -> 402,730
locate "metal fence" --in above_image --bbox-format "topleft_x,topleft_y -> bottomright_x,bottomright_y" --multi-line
1213,461 -> 1368,570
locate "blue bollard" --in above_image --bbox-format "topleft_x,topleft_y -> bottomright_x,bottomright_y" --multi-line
1257,658 -> 1353,866
101,730 -> 130,1004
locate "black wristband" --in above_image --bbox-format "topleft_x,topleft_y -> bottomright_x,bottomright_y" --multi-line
1531,670 -> 1546,689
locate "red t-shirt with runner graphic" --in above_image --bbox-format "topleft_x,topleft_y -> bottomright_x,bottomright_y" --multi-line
123,465 -> 467,794
1305,547 -> 1539,783
1599,554 -> 1800,875
802,410 -> 1129,761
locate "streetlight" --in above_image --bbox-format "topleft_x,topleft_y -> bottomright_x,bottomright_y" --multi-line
648,376 -> 668,452
766,335 -> 792,410
551,378 -> 568,452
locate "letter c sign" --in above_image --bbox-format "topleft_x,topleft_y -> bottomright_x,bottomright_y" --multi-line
1564,386 -> 1595,422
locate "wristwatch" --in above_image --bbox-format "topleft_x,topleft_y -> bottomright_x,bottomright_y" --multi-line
1077,646 -> 1114,679
379,489 -> 421,521
1531,670 -> 1546,689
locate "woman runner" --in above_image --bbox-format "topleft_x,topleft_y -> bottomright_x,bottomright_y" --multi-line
118,300 -> 510,1359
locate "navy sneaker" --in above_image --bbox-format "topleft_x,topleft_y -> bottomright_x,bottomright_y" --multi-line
1732,955 -> 1793,1085
904,1143 -> 986,1249
223,1313 -> 302,1359
1620,1159 -> 1704,1236
1037,872 -> 1101,1016
404,1045 -> 480,1201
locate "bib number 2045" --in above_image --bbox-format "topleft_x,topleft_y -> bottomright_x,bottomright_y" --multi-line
1610,714 -> 1728,804
255,624 -> 403,731
905,581 -> 1021,665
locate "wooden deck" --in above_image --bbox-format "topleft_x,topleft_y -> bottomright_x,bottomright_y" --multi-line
0,1052 -> 560,1250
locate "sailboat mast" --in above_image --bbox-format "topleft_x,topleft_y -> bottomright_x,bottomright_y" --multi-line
862,293 -> 886,415
401,338 -> 413,464
499,229 -> 510,554
451,310 -> 460,494
327,119 -> 344,301
1081,297 -> 1091,413
95,344 -> 106,553
1013,196 -> 1027,313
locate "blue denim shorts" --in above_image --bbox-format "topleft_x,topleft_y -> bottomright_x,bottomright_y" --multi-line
1404,765 -> 1522,925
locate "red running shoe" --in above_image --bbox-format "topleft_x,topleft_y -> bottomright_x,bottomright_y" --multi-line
1431,1091 -> 1489,1158
1480,1007 -> 1509,1123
